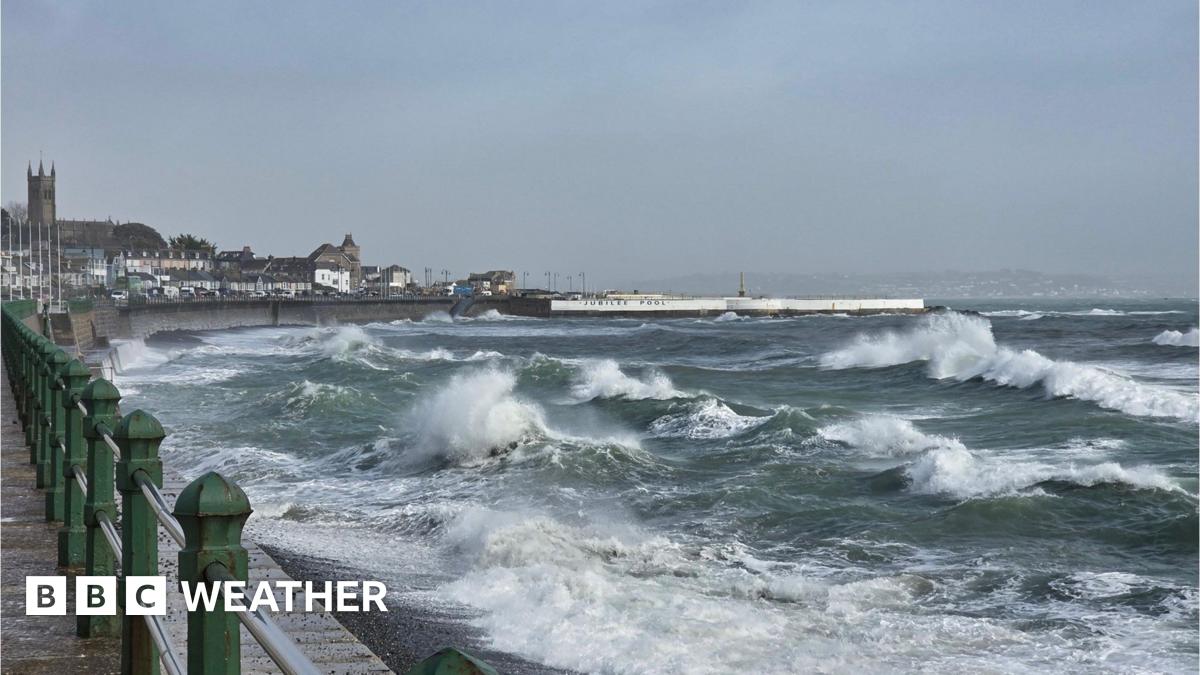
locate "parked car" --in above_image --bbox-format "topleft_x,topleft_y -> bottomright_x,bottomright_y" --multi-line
109,290 -> 128,301
180,288 -> 195,299
272,288 -> 295,298
248,290 -> 268,298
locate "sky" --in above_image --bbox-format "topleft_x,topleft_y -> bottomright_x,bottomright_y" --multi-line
3,1 -> 1196,290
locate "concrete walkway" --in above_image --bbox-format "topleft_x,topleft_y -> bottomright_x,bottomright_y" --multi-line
1,368 -> 121,674
1,359 -> 394,674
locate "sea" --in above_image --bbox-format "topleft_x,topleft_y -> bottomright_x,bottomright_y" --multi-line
111,298 -> 1198,674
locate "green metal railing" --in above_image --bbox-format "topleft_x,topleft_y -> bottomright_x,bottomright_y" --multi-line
1,301 -> 321,675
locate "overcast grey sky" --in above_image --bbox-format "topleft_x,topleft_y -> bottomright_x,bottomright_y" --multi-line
3,1 -> 1196,288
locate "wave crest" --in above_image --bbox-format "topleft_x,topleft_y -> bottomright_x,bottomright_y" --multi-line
571,359 -> 685,401
819,416 -> 966,456
905,447 -> 1185,499
1152,328 -> 1199,348
649,398 -> 769,439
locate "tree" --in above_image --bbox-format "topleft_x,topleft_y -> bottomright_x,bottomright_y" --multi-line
113,222 -> 167,249
167,233 -> 216,253
5,201 -> 27,223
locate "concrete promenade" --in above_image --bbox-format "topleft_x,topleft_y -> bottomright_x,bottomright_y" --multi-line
1,366 -> 121,673
1,359 -> 394,674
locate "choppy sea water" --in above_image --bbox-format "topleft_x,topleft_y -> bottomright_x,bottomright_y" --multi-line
113,299 -> 1198,674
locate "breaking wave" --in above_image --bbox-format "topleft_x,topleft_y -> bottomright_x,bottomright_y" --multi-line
820,313 -> 1198,420
410,369 -> 549,464
570,359 -> 685,400
824,416 -> 1186,499
818,416 -> 966,456
1152,328 -> 1199,348
904,447 -> 1186,499
649,398 -> 769,439
110,338 -> 173,373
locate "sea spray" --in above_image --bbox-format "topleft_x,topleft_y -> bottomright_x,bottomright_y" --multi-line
820,313 -> 1199,419
409,369 -> 549,463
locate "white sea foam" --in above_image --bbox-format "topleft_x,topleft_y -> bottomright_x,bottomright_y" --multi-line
570,359 -> 685,400
394,347 -> 504,362
820,313 -> 1199,419
437,507 -> 1066,674
410,369 -> 549,463
1152,328 -> 1199,347
649,398 -> 768,439
983,308 -> 1184,318
1049,572 -> 1146,600
714,311 -> 743,322
818,416 -> 966,456
981,309 -> 1040,318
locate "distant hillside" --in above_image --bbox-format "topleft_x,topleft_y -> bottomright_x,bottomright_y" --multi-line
627,270 -> 1194,299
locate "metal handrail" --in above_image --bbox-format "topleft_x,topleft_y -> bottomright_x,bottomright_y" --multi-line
206,564 -> 321,675
133,470 -> 185,548
94,503 -> 188,675
101,430 -> 121,459
95,510 -> 122,560
145,614 -> 187,675
72,464 -> 87,495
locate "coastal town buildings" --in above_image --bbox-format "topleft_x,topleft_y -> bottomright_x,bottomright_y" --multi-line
3,162 -> 477,299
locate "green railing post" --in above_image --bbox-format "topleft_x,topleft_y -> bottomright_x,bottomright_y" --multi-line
58,358 -> 92,569
115,410 -> 165,675
26,331 -> 42,458
34,339 -> 54,481
175,472 -> 253,675
79,378 -> 121,638
19,326 -> 32,442
45,347 -> 70,522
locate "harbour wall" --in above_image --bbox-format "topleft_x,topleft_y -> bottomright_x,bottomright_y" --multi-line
90,298 -> 458,340
547,297 -> 926,317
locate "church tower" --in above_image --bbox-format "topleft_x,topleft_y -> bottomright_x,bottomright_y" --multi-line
27,160 -> 55,226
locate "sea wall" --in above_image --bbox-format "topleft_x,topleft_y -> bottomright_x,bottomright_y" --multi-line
101,298 -> 458,340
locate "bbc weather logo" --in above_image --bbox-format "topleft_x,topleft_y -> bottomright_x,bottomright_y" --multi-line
27,576 -> 387,615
